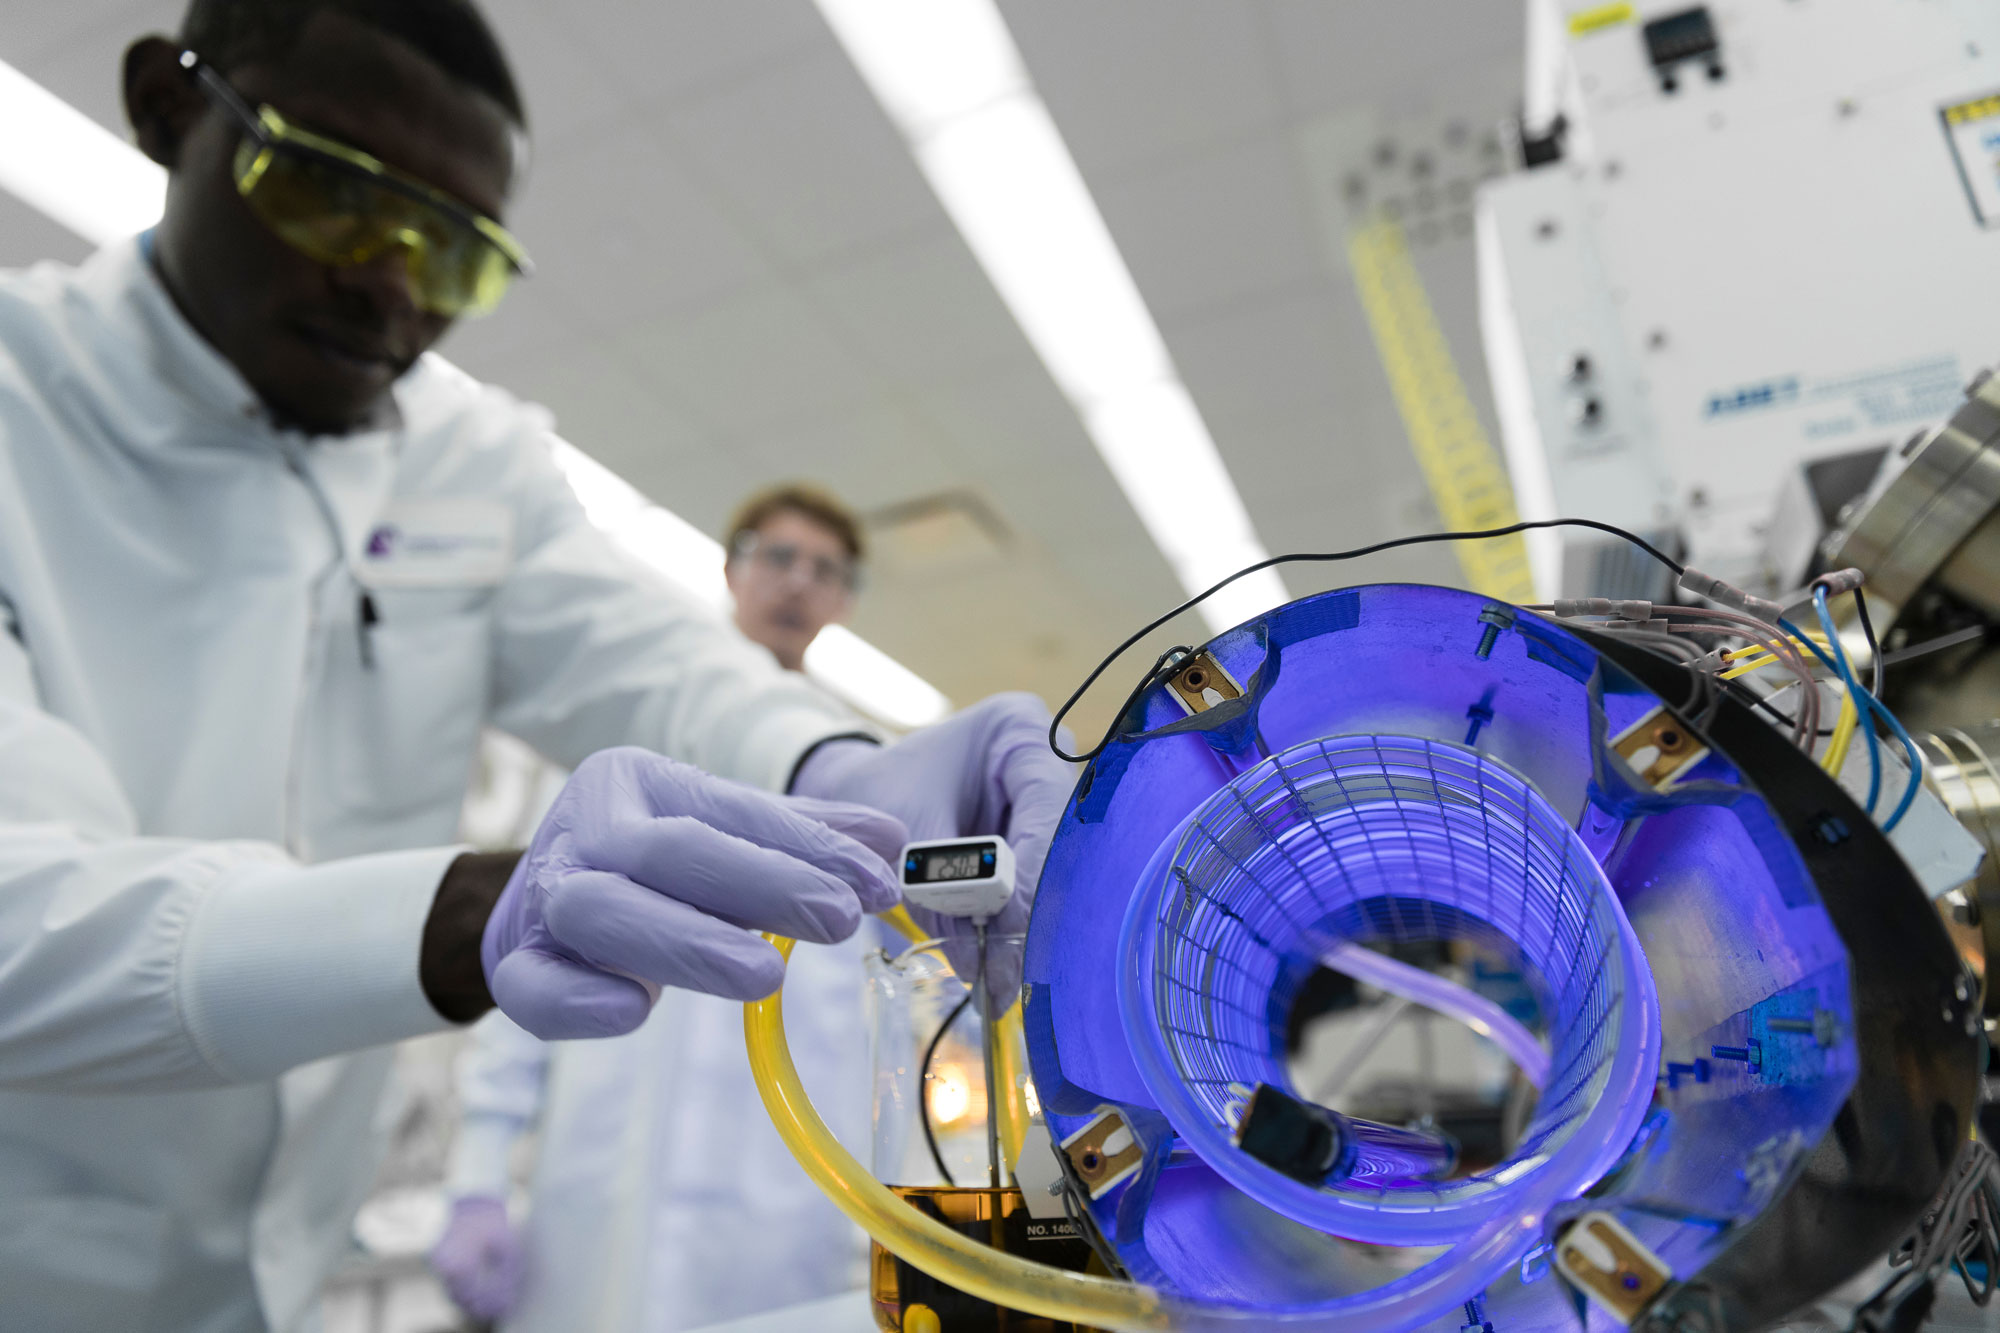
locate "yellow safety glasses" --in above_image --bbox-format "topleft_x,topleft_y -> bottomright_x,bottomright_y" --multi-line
185,52 -> 531,317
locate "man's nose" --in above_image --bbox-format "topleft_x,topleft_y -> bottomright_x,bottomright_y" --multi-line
328,243 -> 422,322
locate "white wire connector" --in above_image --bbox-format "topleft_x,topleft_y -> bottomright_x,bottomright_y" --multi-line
1552,598 -> 1656,620
1814,567 -> 1866,597
1678,569 -> 1785,625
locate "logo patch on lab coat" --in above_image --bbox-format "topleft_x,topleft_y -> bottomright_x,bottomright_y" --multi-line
360,499 -> 513,587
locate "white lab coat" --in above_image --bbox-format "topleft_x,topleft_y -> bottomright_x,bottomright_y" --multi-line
0,239 -> 859,1333
449,931 -> 876,1332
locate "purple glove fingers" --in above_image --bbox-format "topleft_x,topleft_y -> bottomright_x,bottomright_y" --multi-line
564,816 -> 868,941
615,767 -> 903,912
777,795 -> 909,867
541,868 -> 792,996
489,943 -> 656,1040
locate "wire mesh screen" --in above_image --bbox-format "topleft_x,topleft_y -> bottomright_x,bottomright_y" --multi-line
1141,734 -> 1649,1220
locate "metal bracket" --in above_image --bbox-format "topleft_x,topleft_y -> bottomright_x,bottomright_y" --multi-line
1611,704 -> 1711,789
1058,1106 -> 1145,1200
1164,650 -> 1244,716
1556,1211 -> 1674,1325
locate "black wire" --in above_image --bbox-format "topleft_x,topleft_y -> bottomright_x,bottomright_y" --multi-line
1059,1171 -> 1126,1277
1882,623 -> 1988,668
918,992 -> 973,1188
1048,518 -> 1687,764
1854,593 -> 1884,699
1719,676 -> 1836,736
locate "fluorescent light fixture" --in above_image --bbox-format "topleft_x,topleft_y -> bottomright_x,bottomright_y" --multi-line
803,626 -> 952,730
816,0 -> 1289,633
0,58 -> 164,245
549,443 -> 951,729
0,54 -> 949,734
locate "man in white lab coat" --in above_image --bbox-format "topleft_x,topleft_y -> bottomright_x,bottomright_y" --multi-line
431,487 -> 886,1330
0,3 -> 1058,1330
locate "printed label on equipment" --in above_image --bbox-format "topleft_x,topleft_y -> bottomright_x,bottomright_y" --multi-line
1021,1219 -> 1084,1243
1699,356 -> 1963,440
1942,91 -> 2000,228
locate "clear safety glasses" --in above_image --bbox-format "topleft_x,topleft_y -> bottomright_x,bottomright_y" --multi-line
184,52 -> 531,317
732,533 -> 861,592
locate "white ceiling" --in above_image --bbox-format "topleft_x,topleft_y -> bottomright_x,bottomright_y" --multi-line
0,0 -> 1524,739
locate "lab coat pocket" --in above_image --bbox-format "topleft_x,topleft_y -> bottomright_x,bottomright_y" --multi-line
0,1195 -> 169,1329
320,586 -> 494,826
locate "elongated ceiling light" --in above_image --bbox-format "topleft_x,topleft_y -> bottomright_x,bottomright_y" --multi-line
0,57 -> 948,730
0,59 -> 166,243
814,0 -> 1289,633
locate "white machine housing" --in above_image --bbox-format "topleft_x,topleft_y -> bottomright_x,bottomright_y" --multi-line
1479,0 -> 2000,598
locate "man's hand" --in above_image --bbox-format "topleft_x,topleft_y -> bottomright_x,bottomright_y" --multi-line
429,1195 -> 523,1322
790,693 -> 1075,998
478,748 -> 905,1039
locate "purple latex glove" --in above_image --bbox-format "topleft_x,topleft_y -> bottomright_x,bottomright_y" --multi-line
791,692 -> 1076,1000
429,1195 -> 523,1322
483,747 -> 905,1039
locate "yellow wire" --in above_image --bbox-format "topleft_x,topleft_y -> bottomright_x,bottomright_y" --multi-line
745,935 -> 1171,1331
1822,689 -> 1860,775
1719,656 -> 1777,680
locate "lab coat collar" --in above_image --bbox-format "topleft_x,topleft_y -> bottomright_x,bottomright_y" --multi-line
76,237 -> 406,442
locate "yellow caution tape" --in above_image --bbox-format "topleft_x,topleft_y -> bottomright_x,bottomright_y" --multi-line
1568,2 -> 1636,35
1944,92 -> 2000,126
1346,213 -> 1538,603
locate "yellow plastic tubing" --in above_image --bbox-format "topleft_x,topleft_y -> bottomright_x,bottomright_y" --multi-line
744,934 -> 1172,1332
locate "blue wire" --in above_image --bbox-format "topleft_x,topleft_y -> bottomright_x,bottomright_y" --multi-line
1802,594 -> 1880,816
1871,685 -> 1925,833
1818,591 -> 1924,831
1796,593 -> 1924,831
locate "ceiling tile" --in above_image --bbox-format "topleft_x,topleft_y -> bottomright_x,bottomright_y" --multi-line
801,227 -> 1039,391
734,397 -> 962,509
476,0 -> 633,149
610,281 -> 880,438
510,121 -> 770,336
999,0 -> 1285,179
568,0 -> 829,111
1258,0 -> 1524,121
8,2 -> 175,136
661,45 -> 943,270
0,0 -> 171,96
1093,133 -> 1325,322
1164,278 -> 1362,439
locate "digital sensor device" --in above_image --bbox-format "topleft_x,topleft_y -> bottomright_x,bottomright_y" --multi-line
898,836 -> 1014,920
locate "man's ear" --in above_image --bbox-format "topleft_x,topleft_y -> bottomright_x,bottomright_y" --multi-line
123,36 -> 207,170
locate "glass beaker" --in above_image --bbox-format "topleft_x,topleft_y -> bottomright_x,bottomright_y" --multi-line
863,936 -> 1102,1332
865,936 -> 1030,1189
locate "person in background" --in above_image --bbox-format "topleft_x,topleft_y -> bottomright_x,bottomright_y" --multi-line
0,1 -> 1065,1328
431,485 -> 884,1331
724,483 -> 864,672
